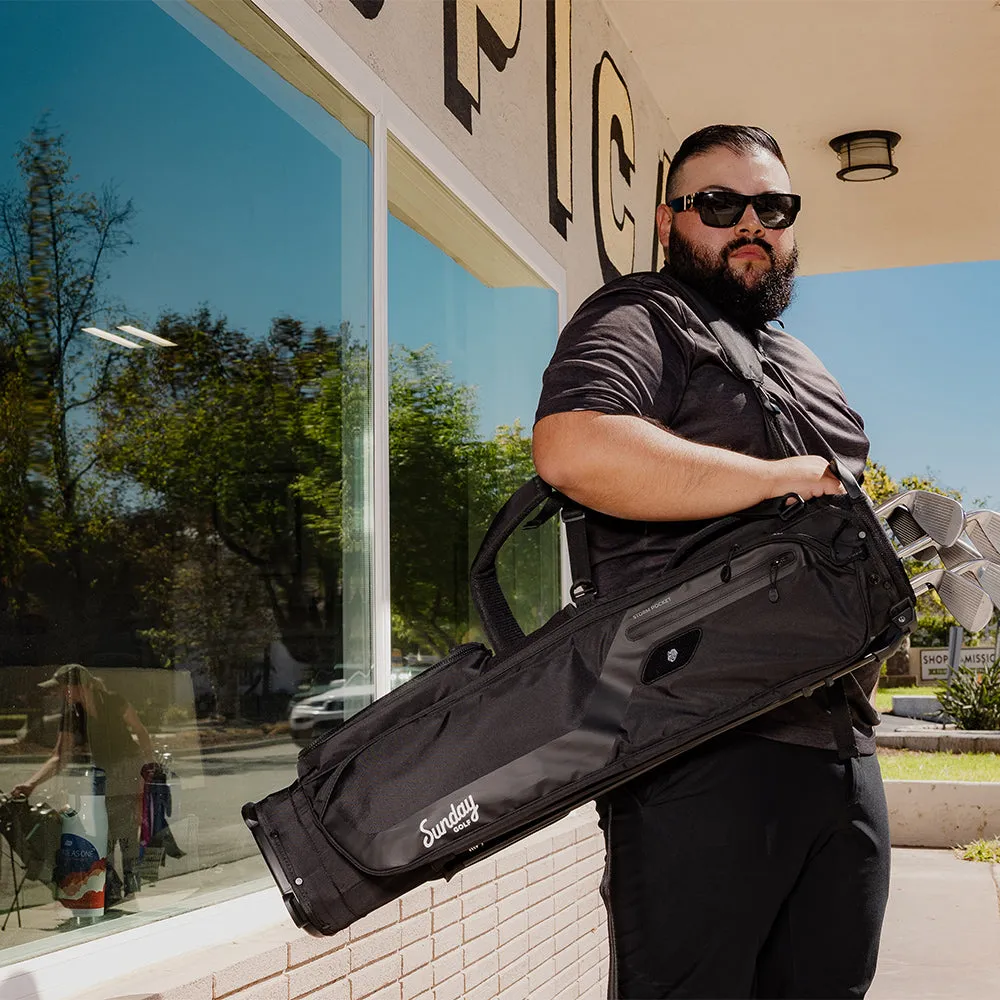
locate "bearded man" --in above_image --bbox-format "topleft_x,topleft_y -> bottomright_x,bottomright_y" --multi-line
532,125 -> 888,999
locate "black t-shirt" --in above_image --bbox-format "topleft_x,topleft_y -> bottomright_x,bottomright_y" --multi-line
534,270 -> 881,752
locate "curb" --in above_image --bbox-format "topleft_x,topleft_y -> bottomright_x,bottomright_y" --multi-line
877,732 -> 1000,752
885,780 -> 1000,848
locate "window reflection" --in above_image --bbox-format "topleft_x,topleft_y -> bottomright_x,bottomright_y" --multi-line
387,138 -> 561,669
0,0 -> 372,953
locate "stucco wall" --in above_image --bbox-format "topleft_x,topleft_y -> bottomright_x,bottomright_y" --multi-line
308,0 -> 680,312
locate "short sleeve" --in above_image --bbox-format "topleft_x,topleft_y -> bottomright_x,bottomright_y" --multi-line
534,292 -> 690,425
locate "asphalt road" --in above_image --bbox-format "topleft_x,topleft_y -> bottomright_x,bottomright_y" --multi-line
0,740 -> 302,890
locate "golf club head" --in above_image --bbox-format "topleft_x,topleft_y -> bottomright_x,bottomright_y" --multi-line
974,563 -> 1000,607
965,511 -> 1000,562
938,538 -> 985,572
875,491 -> 965,547
908,567 -> 995,632
884,508 -> 938,562
896,534 -> 944,562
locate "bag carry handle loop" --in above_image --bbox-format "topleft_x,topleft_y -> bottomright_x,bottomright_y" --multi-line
469,477 -> 557,654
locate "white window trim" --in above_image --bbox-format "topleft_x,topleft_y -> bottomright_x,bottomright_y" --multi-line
1,1 -> 568,994
252,0 -> 567,701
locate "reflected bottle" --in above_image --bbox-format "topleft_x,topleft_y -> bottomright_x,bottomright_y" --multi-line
56,764 -> 109,921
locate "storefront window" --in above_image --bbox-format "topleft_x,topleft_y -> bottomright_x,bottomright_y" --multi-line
387,137 -> 561,669
0,0 -> 372,957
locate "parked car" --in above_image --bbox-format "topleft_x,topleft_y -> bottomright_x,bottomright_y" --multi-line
287,662 -> 435,746
288,680 -> 375,746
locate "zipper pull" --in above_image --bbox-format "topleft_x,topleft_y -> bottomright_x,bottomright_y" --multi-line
720,543 -> 740,583
768,558 -> 781,603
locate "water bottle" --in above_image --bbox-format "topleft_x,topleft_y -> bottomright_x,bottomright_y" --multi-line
56,764 -> 109,921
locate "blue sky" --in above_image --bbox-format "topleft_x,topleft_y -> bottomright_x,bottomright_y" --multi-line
1,0 -> 995,506
0,0 -> 553,446
785,263 -> 1000,506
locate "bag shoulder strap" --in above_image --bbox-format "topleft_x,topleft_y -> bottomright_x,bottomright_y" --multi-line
627,273 -> 863,757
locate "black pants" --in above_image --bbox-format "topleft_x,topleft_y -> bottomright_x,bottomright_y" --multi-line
597,733 -> 890,1000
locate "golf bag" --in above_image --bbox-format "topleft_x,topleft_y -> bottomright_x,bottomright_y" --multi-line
244,461 -> 917,936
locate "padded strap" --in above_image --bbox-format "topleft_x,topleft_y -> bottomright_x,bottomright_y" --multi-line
825,677 -> 860,760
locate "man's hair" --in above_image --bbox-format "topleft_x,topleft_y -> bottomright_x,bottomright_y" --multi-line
665,125 -> 787,201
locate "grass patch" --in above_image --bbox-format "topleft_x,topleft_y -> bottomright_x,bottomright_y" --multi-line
955,837 -> 1000,863
877,748 -> 1000,782
875,684 -> 943,714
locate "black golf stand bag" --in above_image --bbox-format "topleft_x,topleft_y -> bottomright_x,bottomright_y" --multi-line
244,461 -> 916,937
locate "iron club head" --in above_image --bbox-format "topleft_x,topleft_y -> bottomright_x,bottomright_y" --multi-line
937,538 -> 985,572
876,491 -> 965,548
964,511 -> 1000,563
884,507 -> 939,562
908,567 -> 995,632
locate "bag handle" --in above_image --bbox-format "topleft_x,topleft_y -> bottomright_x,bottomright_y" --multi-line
469,477 -> 559,655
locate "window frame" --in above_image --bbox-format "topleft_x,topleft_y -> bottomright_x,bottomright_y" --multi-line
3,1 -> 567,994
251,0 -> 567,701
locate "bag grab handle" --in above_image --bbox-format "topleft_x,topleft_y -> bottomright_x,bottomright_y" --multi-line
469,476 -> 557,655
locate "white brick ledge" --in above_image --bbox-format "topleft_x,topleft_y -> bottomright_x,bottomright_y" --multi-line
50,805 -> 611,1000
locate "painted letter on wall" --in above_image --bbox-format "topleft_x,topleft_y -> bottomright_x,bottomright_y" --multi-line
592,52 -> 634,282
547,0 -> 572,238
444,0 -> 522,134
349,0 -> 385,17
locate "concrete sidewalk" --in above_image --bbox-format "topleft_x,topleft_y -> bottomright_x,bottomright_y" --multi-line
869,848 -> 1000,999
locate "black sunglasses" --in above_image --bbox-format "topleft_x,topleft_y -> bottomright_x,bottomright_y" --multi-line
667,191 -> 801,229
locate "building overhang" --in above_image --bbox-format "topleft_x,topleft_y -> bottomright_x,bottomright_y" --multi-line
604,0 -> 1000,276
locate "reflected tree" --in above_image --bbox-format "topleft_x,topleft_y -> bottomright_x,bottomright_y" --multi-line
99,312 -> 362,675
0,122 -> 133,652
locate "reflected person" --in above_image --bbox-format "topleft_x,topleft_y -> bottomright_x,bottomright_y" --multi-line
12,663 -> 154,907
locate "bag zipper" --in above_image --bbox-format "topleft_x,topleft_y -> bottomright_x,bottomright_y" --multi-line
625,549 -> 797,642
300,534 -> 834,793
301,521 -> 868,794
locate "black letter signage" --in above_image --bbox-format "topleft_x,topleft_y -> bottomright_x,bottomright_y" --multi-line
350,0 -> 385,17
547,0 -> 572,238
592,52 -> 635,282
444,0 -> 522,134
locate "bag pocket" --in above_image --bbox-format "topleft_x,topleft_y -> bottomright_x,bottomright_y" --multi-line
621,539 -> 871,748
297,643 -> 492,781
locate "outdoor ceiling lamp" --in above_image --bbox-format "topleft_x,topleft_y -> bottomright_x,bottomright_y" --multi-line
828,130 -> 901,182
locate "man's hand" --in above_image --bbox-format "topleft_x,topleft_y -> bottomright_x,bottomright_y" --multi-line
767,456 -> 846,501
10,783 -> 33,799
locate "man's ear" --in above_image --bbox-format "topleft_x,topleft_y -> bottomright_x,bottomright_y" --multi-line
655,203 -> 672,259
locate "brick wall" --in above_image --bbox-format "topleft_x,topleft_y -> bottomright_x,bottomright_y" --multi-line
94,807 -> 609,1000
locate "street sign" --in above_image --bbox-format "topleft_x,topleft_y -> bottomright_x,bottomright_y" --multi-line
920,646 -> 996,681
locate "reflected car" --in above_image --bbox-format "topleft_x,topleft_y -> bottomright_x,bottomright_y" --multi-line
287,663 -> 435,746
288,682 -> 375,746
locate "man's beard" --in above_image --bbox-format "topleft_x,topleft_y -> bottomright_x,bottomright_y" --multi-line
666,230 -> 798,331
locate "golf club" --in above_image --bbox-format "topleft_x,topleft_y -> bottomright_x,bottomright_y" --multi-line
938,538 -> 987,572
942,559 -> 1000,608
884,507 -> 938,562
908,568 -> 995,632
875,490 -> 965,549
964,511 -> 1000,562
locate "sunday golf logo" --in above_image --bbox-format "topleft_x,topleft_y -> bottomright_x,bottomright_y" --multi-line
419,795 -> 480,849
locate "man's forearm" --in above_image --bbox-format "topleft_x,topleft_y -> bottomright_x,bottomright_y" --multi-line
532,411 -> 838,520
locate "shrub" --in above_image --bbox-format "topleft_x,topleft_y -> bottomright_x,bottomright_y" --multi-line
161,703 -> 195,727
956,837 -> 1000,863
937,658 -> 1000,731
